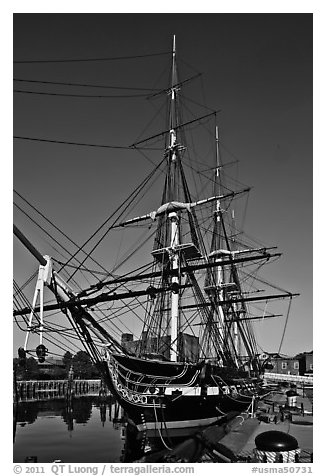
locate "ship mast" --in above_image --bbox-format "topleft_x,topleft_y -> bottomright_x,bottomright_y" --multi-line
214,126 -> 233,362
169,35 -> 179,362
214,127 -> 240,361
214,126 -> 226,345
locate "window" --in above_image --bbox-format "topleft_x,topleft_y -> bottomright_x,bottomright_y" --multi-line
293,362 -> 299,369
281,362 -> 287,369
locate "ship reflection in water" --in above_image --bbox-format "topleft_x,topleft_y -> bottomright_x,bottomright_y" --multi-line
13,392 -> 133,463
13,389 -> 212,463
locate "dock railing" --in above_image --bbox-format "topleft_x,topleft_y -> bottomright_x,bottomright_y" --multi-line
264,372 -> 313,385
14,378 -> 105,402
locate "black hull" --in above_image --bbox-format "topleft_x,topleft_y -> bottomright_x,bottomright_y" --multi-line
100,352 -> 264,433
118,391 -> 254,432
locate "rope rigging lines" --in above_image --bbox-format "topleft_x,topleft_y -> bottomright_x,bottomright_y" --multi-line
14,89 -> 153,99
13,135 -> 158,151
14,50 -> 171,64
14,77 -> 162,91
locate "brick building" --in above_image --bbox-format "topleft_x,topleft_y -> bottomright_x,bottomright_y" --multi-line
263,353 -> 300,376
121,332 -> 199,361
295,351 -> 313,375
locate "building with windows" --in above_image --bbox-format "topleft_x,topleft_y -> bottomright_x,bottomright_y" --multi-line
121,332 -> 199,361
263,353 -> 300,376
295,351 -> 313,375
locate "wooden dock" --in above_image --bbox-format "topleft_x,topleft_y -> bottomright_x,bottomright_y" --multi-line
216,387 -> 313,463
14,379 -> 104,402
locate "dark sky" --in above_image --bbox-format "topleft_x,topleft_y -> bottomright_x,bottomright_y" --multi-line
13,13 -> 312,356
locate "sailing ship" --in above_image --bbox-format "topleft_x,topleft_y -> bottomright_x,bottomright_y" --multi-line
13,37 -> 297,435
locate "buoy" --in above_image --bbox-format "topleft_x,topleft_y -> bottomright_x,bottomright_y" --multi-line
254,431 -> 300,463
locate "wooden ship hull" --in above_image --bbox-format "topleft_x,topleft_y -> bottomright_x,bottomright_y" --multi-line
101,353 -> 264,432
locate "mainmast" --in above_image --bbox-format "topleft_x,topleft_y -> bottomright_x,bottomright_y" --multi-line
169,35 -> 179,362
202,126 -> 243,367
204,128 -> 260,369
202,126 -> 229,363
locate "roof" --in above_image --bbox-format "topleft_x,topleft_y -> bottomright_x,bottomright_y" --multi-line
268,353 -> 299,360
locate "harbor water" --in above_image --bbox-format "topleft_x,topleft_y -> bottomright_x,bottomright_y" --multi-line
13,396 -> 124,463
13,386 -> 313,463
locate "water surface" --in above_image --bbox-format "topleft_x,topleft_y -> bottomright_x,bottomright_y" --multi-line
13,396 -> 124,463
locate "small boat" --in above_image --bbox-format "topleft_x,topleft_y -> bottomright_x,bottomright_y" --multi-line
14,36 -> 297,436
